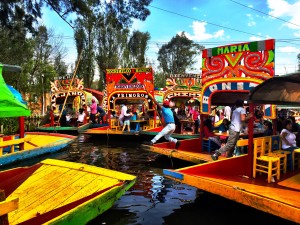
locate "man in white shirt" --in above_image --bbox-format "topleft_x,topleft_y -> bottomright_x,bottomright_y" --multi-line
211,99 -> 252,160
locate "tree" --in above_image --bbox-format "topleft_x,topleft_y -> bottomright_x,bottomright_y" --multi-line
127,30 -> 151,67
95,12 -> 129,91
157,32 -> 204,74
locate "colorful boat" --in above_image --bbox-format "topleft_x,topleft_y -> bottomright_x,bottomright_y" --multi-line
140,73 -> 201,139
164,71 -> 300,224
0,132 -> 76,166
0,64 -> 76,166
145,39 -> 276,162
37,75 -> 104,133
83,67 -> 158,137
0,159 -> 136,225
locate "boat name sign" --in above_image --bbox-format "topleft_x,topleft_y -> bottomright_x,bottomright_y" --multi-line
165,92 -> 201,99
115,84 -> 145,89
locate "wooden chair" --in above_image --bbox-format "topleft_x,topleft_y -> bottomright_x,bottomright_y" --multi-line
271,135 -> 293,171
263,136 -> 287,174
109,118 -> 121,131
253,138 -> 280,183
292,148 -> 300,170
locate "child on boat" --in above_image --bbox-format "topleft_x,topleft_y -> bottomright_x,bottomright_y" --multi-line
75,108 -> 85,127
122,109 -> 133,132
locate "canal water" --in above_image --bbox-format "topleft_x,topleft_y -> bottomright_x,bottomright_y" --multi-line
3,134 -> 298,225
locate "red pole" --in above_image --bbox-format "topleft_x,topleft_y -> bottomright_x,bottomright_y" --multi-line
50,110 -> 54,126
199,114 -> 205,152
19,117 -> 25,150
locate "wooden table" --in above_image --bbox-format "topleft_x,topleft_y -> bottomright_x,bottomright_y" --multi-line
130,120 -> 147,131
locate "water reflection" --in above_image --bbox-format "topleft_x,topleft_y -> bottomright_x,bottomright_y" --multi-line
2,134 -> 298,225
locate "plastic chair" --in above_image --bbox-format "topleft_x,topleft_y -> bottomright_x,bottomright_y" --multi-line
253,138 -> 280,183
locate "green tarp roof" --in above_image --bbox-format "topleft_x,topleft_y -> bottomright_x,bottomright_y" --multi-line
0,64 -> 31,117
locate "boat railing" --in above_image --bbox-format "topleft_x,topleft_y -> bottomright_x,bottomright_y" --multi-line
0,136 -> 34,155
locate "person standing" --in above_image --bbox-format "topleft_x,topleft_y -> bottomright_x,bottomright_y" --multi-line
122,109 -> 133,132
119,104 -> 127,126
211,99 -> 252,160
97,104 -> 106,124
90,99 -> 97,124
143,97 -> 181,149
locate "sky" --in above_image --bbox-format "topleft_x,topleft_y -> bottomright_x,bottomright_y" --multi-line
42,0 -> 300,76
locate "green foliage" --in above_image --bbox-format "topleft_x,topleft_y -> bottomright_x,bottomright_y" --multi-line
153,71 -> 166,88
157,32 -> 204,74
0,118 -> 19,135
127,30 -> 151,67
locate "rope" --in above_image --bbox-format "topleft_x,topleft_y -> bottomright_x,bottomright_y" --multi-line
57,49 -> 84,123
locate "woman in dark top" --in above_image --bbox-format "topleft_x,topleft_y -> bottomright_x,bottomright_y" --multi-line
263,120 -> 273,136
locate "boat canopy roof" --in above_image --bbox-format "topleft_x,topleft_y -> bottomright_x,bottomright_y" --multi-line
0,64 -> 30,117
249,72 -> 300,105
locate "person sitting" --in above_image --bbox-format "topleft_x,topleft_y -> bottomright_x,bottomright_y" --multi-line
66,113 -> 71,126
218,118 -> 230,132
75,108 -> 85,127
263,120 -> 273,136
280,119 -> 299,152
203,118 -> 221,147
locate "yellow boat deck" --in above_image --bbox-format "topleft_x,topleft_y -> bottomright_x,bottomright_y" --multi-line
164,156 -> 300,223
5,159 -> 136,225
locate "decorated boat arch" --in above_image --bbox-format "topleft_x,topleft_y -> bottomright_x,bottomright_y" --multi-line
164,73 -> 201,102
140,73 -> 202,139
83,67 -> 158,136
38,75 -> 102,132
144,38 -> 276,162
201,38 -> 275,117
103,67 -> 155,112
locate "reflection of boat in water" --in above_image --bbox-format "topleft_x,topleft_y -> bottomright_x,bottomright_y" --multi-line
83,67 -> 159,137
0,63 -> 76,166
37,75 -> 104,133
0,159 -> 136,224
164,40 -> 300,224
140,73 -> 201,140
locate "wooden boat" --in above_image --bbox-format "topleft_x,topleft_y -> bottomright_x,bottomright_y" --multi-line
0,159 -> 136,225
162,40 -> 300,223
145,39 -> 276,163
37,75 -> 104,133
0,132 -> 76,166
0,64 -> 76,166
84,67 -> 158,137
141,73 -> 201,139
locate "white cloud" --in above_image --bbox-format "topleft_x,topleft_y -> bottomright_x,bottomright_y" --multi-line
183,21 -> 224,41
267,0 -> 300,30
277,46 -> 300,53
246,14 -> 256,27
192,7 -> 198,11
